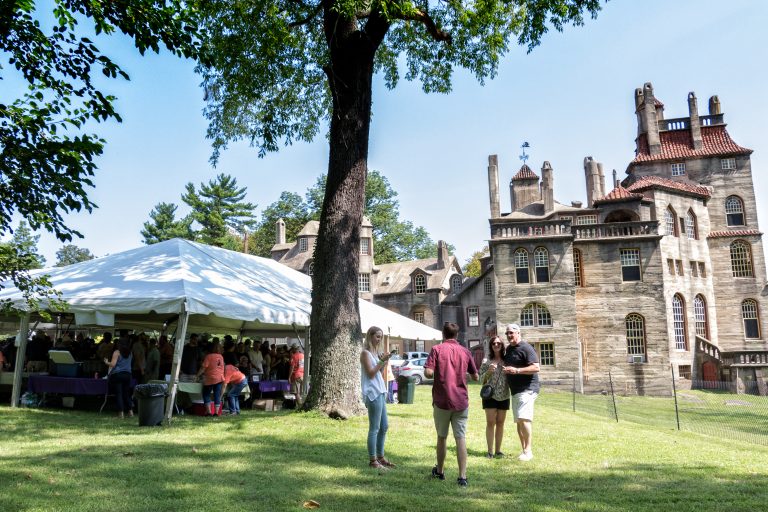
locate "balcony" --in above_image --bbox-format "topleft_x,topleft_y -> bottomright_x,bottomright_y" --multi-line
657,114 -> 724,132
573,221 -> 659,240
695,336 -> 721,360
721,351 -> 768,367
491,220 -> 571,240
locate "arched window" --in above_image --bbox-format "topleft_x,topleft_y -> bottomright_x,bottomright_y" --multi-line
514,248 -> 529,284
534,247 -> 550,283
413,274 -> 427,294
694,295 -> 708,338
665,207 -> 678,236
685,210 -> 697,240
725,196 -> 745,226
625,314 -> 646,362
742,299 -> 761,339
730,240 -> 754,277
573,248 -> 584,287
672,294 -> 688,350
520,303 -> 552,327
451,275 -> 463,294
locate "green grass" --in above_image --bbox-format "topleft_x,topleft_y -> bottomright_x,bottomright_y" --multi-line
1,384 -> 767,512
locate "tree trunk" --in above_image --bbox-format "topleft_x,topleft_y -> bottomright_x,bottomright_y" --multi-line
303,23 -> 379,416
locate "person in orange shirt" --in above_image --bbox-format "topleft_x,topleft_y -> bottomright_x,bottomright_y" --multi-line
223,363 -> 248,415
289,344 -> 305,404
196,341 -> 225,416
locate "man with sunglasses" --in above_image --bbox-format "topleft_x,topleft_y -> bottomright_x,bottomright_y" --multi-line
502,323 -> 540,461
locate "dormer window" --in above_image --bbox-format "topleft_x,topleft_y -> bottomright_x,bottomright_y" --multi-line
299,237 -> 308,252
721,158 -> 736,170
451,275 -> 462,294
413,274 -> 427,294
671,162 -> 686,176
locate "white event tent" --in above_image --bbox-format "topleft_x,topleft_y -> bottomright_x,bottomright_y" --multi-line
0,238 -> 441,420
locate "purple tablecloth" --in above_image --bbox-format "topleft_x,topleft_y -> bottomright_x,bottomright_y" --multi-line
257,380 -> 290,393
28,376 -> 109,395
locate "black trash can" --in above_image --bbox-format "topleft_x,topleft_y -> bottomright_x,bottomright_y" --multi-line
397,376 -> 415,404
134,383 -> 167,426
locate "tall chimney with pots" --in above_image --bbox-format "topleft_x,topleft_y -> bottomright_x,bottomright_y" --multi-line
635,82 -> 662,156
688,92 -> 703,150
276,218 -> 286,245
583,157 -> 605,207
437,240 -> 450,270
488,154 -> 501,218
540,161 -> 554,213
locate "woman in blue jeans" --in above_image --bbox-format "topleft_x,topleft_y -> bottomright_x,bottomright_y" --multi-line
360,326 -> 395,469
105,338 -> 134,419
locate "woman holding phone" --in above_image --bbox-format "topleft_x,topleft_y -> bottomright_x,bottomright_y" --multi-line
360,326 -> 396,469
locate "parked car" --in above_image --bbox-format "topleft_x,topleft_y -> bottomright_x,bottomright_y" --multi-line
397,358 -> 432,384
402,351 -> 429,360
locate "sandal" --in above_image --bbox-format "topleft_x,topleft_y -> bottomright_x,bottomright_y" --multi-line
377,457 -> 396,468
369,460 -> 387,469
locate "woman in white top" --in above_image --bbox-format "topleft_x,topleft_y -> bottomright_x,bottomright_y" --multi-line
360,326 -> 395,469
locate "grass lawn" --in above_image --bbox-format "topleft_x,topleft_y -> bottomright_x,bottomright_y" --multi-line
1,384 -> 767,512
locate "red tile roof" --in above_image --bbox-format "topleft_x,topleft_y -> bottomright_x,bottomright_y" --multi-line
593,186 -> 644,206
512,164 -> 538,180
707,229 -> 762,239
633,125 -> 752,163
626,175 -> 711,199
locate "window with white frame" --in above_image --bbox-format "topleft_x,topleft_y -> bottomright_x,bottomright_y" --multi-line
358,273 -> 370,292
536,343 -> 555,366
413,311 -> 425,324
721,158 -> 736,170
665,207 -> 677,236
671,162 -> 686,176
625,314 -> 647,362
467,306 -> 479,327
573,249 -> 583,287
576,215 -> 598,225
514,248 -> 530,284
534,247 -> 550,283
725,196 -> 745,226
694,295 -> 708,338
484,277 -> 493,296
520,303 -> 552,327
413,274 -> 427,294
416,340 -> 425,352
742,299 -> 761,339
730,240 -> 754,277
620,248 -> 641,281
685,211 -> 697,239
451,275 -> 463,294
299,237 -> 308,252
672,294 -> 688,350
360,237 -> 370,255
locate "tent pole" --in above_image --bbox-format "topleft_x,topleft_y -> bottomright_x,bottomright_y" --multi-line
164,306 -> 189,424
10,314 -> 30,408
303,326 -> 310,399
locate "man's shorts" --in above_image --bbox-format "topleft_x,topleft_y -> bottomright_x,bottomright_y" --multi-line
512,391 -> 538,422
433,405 -> 469,439
290,377 -> 303,395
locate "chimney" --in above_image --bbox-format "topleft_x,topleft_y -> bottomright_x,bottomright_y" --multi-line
437,240 -> 450,270
488,155 -> 500,218
583,157 -> 605,207
540,161 -> 554,214
276,218 -> 286,245
612,169 -> 618,188
708,95 -> 721,115
688,92 -> 702,150
635,82 -> 661,155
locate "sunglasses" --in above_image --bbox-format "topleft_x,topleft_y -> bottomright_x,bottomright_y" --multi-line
491,342 -> 503,346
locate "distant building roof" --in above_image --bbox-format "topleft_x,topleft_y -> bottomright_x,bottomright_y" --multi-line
633,125 -> 752,163
707,229 -> 762,239
626,175 -> 711,199
297,221 -> 320,236
512,164 -> 538,181
375,257 -> 460,295
592,185 -> 644,206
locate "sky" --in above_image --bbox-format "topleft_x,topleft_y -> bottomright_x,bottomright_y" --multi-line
5,0 -> 768,267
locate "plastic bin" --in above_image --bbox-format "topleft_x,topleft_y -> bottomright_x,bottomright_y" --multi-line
397,376 -> 416,404
134,383 -> 168,426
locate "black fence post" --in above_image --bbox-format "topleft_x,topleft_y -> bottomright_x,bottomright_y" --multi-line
671,364 -> 681,430
608,370 -> 618,422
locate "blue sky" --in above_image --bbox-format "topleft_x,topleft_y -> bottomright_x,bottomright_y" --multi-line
5,0 -> 768,267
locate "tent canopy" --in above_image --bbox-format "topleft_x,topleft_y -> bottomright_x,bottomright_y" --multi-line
0,238 -> 441,340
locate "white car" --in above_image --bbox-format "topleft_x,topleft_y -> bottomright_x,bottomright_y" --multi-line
402,351 -> 429,360
396,357 -> 433,385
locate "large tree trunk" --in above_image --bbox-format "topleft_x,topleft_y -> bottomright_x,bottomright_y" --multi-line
303,17 -> 381,416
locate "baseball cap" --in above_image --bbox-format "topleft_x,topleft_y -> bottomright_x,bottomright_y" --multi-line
505,323 -> 521,333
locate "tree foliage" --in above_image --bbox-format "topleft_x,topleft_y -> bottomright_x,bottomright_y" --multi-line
463,246 -> 490,277
55,244 -> 95,267
249,192 -> 311,257
193,0 -> 602,414
141,202 -> 194,245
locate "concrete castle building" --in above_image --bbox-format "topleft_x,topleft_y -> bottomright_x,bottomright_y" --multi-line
483,82 -> 767,393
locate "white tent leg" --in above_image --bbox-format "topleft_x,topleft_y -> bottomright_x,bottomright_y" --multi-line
164,309 -> 190,424
10,314 -> 30,408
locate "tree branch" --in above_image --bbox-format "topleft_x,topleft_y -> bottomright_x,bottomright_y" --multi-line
289,3 -> 323,28
399,10 -> 452,44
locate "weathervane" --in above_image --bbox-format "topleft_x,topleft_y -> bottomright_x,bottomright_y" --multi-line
519,142 -> 530,164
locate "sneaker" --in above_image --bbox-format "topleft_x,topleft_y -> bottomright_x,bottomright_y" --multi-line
457,477 -> 468,487
518,450 -> 533,461
431,466 -> 445,480
495,451 -> 505,458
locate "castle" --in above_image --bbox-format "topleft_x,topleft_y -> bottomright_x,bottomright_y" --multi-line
484,83 -> 767,393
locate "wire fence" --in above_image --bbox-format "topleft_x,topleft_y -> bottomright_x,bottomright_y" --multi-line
542,369 -> 768,446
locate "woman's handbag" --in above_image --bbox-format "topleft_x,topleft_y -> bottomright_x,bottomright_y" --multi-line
480,384 -> 493,399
